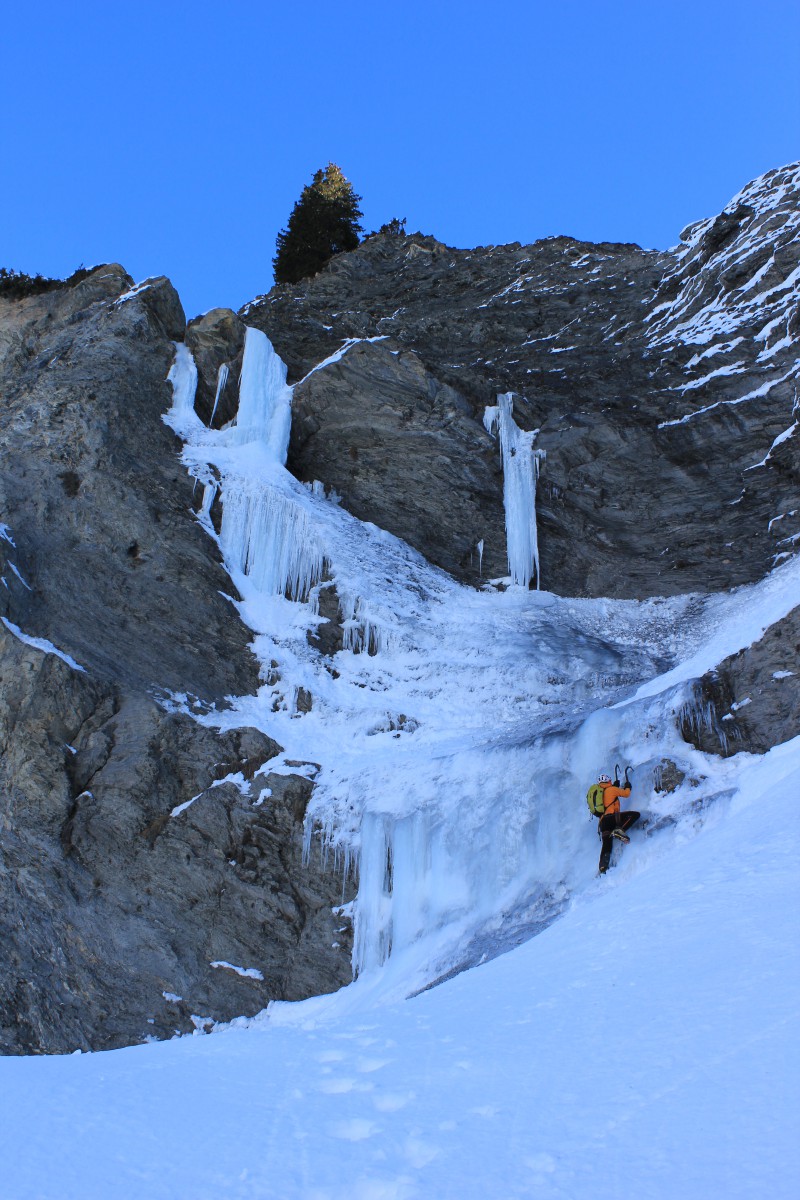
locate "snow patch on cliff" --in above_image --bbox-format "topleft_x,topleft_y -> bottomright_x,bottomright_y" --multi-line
1,616 -> 87,672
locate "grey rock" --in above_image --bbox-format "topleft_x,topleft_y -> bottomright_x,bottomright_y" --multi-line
680,607 -> 800,757
132,275 -> 186,341
0,268 -> 353,1054
291,340 -> 507,583
653,759 -> 687,795
306,579 -> 345,657
244,163 -> 800,599
0,612 -> 353,1055
0,265 -> 255,698
185,307 -> 245,428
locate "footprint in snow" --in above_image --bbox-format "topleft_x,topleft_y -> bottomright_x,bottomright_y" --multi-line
358,1057 -> 391,1073
404,1136 -> 439,1168
318,1077 -> 375,1095
317,1077 -> 356,1094
372,1091 -> 414,1112
330,1118 -> 380,1142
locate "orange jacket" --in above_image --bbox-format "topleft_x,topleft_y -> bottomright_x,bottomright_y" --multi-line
600,783 -> 631,815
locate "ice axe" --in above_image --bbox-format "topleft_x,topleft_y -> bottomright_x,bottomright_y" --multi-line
624,765 -> 633,788
614,763 -> 621,787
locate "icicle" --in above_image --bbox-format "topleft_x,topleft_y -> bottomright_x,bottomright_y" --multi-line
353,813 -> 394,973
338,591 -> 388,655
232,327 -> 292,460
342,843 -> 352,897
483,405 -> 500,437
477,538 -> 484,576
219,486 -> 324,601
302,816 -> 314,867
209,362 -> 229,426
484,393 -> 544,588
199,482 -> 217,525
679,691 -> 738,756
165,343 -> 201,437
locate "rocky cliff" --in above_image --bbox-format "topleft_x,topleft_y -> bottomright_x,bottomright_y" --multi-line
239,161 -> 799,597
0,270 -> 352,1053
1,164 -> 798,1053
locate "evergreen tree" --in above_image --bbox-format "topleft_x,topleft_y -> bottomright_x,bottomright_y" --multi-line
273,163 -> 363,285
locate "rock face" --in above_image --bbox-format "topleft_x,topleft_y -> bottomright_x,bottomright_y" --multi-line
0,265 -> 252,698
0,268 -> 352,1054
185,307 -> 245,429
291,340 -> 508,580
244,163 -> 800,597
681,607 -> 800,757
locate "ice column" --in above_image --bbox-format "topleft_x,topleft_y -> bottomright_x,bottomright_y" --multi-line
353,806 -> 479,976
354,813 -> 395,972
209,362 -> 229,425
231,326 -> 293,460
484,392 -> 544,588
165,343 -> 200,436
219,327 -> 324,599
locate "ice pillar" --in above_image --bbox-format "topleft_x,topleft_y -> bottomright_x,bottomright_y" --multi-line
484,393 -> 544,588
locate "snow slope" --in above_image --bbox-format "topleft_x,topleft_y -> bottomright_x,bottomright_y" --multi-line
1,737 -> 797,1199
0,330 -> 797,1198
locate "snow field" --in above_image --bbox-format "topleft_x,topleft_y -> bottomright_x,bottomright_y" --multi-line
1,736 -> 797,1199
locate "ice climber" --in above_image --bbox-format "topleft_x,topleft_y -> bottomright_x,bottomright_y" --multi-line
586,771 -> 640,875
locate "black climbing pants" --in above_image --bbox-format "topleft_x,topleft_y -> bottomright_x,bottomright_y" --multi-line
598,810 -> 640,874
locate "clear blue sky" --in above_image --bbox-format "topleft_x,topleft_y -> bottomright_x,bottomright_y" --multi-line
2,0 -> 798,319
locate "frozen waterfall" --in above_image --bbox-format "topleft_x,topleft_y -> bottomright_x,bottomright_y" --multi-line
216,328 -> 325,600
230,326 -> 293,460
484,392 -> 544,588
165,333 -> 770,1002
165,343 -> 201,436
220,485 -> 324,602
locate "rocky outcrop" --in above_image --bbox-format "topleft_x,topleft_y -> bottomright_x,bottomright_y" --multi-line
185,307 -> 245,429
680,607 -> 800,757
0,265 -> 253,698
291,340 -> 508,581
244,163 -> 800,597
0,268 -> 352,1053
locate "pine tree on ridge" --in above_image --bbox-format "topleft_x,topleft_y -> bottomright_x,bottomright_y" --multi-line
273,163 -> 363,285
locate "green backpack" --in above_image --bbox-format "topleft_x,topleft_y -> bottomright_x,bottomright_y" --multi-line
586,783 -> 606,817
